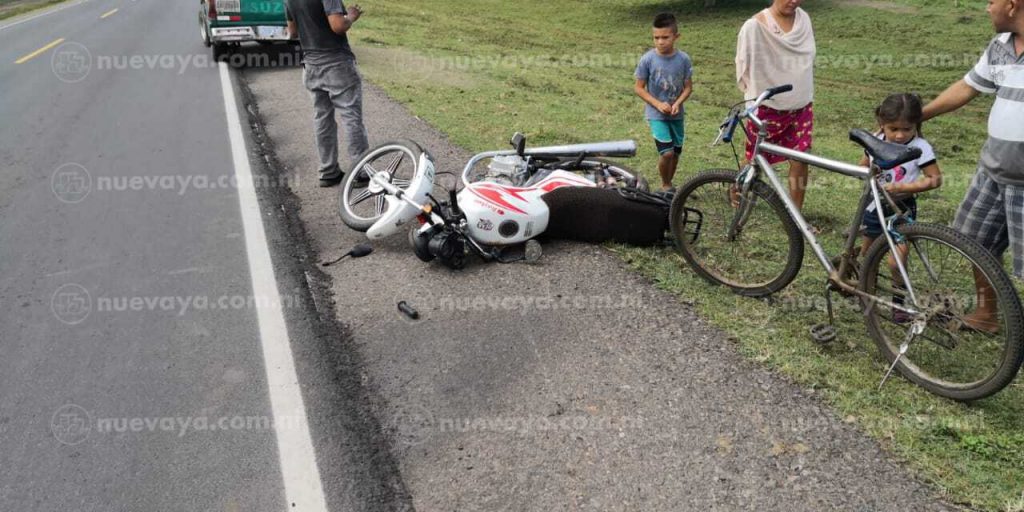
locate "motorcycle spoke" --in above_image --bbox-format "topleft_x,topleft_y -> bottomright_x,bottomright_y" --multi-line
383,152 -> 404,175
348,188 -> 374,207
363,163 -> 381,178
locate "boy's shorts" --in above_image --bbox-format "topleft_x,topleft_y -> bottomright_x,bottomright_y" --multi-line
952,169 -> 1024,279
863,197 -> 917,239
649,119 -> 685,155
745,103 -> 814,165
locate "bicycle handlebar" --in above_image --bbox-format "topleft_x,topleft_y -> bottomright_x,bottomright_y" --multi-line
765,84 -> 794,98
721,113 -> 742,144
714,84 -> 794,146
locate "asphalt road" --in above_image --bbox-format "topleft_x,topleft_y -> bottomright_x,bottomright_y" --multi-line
0,1 -> 968,511
0,2 -> 404,511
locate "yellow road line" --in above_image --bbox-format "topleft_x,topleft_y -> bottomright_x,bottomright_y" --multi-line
14,37 -> 65,64
100,8 -> 118,19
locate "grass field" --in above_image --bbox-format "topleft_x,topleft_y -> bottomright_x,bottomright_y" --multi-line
0,0 -> 67,21
350,1 -> 1023,509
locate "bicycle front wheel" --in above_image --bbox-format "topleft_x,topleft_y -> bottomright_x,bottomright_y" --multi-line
669,169 -> 804,297
859,223 -> 1024,401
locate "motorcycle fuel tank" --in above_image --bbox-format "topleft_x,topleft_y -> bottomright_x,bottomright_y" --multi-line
458,170 -> 594,246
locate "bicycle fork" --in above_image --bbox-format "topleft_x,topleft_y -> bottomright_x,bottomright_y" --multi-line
727,165 -> 757,241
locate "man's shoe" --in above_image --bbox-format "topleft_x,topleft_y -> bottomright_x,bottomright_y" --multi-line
352,169 -> 371,186
319,174 -> 344,188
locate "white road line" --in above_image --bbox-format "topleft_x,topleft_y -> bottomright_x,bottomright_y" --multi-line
0,0 -> 90,32
218,62 -> 329,512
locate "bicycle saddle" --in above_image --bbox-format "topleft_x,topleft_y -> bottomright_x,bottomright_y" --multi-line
849,129 -> 922,170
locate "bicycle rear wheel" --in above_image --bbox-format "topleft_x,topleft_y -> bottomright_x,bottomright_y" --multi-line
669,169 -> 804,297
859,223 -> 1024,401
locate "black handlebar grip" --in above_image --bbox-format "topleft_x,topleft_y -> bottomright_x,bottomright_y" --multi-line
767,84 -> 794,96
723,116 -> 740,143
398,301 -> 420,320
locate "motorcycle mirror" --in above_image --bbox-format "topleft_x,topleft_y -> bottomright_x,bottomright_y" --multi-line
349,244 -> 374,258
510,132 -> 526,157
322,244 -> 374,267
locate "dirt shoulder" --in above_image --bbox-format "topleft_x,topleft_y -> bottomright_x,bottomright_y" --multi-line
239,60 -> 955,511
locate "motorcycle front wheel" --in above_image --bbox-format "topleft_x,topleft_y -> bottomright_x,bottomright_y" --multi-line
339,141 -> 423,232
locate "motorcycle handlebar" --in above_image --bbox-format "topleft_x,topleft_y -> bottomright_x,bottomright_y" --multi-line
524,140 -> 636,159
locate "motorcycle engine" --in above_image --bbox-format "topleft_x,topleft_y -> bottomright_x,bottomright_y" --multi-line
484,155 -> 529,186
410,225 -> 468,270
430,231 -> 467,269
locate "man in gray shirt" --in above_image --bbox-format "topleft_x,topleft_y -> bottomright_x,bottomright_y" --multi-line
286,0 -> 369,187
923,0 -> 1023,331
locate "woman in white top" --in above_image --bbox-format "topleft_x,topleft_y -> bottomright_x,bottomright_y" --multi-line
736,0 -> 817,210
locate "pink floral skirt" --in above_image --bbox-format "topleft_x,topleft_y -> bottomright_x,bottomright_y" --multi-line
745,103 -> 814,165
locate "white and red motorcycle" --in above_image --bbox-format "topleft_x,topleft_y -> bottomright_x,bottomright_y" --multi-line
338,134 -> 640,268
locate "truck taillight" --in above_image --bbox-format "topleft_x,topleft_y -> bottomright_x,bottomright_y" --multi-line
208,0 -> 217,18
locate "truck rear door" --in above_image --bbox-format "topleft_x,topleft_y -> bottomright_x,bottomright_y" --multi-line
240,0 -> 287,24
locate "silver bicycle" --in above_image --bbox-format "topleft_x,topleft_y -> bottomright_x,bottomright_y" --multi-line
669,85 -> 1024,401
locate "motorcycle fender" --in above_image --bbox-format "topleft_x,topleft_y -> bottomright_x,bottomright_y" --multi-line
367,153 -> 436,240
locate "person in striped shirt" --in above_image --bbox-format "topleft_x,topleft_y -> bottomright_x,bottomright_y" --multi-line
923,0 -> 1023,332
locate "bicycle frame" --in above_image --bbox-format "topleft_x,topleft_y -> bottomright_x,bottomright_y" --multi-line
741,108 -> 922,315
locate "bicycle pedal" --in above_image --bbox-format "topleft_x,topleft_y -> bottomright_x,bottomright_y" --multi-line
809,323 -> 837,344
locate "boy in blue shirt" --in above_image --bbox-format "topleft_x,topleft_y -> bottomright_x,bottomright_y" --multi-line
634,13 -> 694,192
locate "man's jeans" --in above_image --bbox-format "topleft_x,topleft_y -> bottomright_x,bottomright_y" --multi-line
302,59 -> 369,180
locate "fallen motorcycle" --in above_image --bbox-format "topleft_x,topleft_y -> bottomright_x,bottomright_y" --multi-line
339,133 -> 647,232
338,134 -> 646,268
